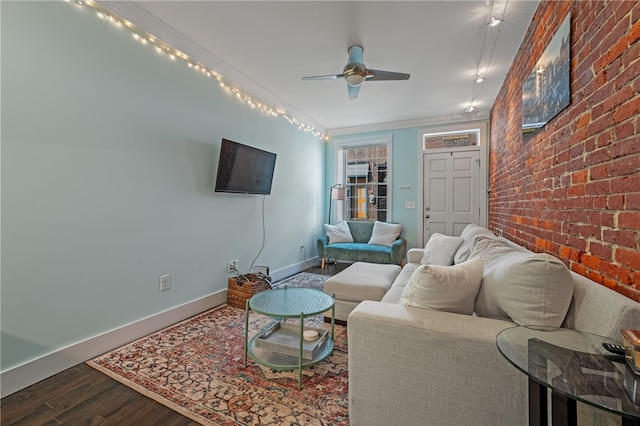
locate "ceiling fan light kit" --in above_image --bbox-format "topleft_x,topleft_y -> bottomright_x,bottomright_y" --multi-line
302,45 -> 410,100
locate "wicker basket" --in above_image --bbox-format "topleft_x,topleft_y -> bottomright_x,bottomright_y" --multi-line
227,273 -> 272,309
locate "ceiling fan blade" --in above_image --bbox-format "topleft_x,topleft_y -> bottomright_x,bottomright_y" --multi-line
347,84 -> 361,100
302,74 -> 344,80
366,69 -> 410,81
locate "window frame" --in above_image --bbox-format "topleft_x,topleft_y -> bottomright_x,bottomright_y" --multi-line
334,134 -> 393,223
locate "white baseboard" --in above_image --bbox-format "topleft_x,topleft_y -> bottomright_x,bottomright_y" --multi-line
0,262 -> 323,398
1,290 -> 227,398
269,256 -> 320,283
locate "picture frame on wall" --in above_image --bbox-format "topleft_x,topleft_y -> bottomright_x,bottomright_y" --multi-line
522,13 -> 571,133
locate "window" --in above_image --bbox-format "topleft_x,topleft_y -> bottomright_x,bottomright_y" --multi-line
335,135 -> 392,222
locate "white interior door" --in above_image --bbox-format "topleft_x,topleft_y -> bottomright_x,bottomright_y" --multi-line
423,150 -> 480,242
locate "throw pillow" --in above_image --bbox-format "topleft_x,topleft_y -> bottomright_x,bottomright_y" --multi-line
367,221 -> 402,247
399,256 -> 484,315
324,221 -> 353,245
472,237 -> 574,327
420,233 -> 464,266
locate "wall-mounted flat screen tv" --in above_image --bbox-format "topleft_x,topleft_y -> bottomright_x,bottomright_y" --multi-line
215,138 -> 277,195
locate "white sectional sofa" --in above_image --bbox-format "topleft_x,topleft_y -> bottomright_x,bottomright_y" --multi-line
347,224 -> 640,426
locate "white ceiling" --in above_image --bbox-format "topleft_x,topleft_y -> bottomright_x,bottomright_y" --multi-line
99,1 -> 540,134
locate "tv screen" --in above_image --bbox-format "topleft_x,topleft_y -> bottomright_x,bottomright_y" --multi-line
215,139 -> 277,195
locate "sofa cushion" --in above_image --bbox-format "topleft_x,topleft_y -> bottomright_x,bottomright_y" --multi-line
324,242 -> 397,264
421,233 -> 463,266
399,257 -> 484,315
472,237 -> 574,327
324,221 -> 353,244
368,221 -> 402,247
381,263 -> 420,304
454,223 -> 497,264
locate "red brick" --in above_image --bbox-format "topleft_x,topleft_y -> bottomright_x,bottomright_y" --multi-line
571,263 -> 587,276
590,164 -> 608,180
602,277 -> 619,291
627,193 -> 640,209
568,184 -> 586,197
619,211 -> 640,229
589,242 -> 612,259
607,194 -> 625,209
601,261 -> 633,284
603,85 -> 634,111
614,121 -> 636,141
603,229 -> 637,248
571,170 -> 589,184
586,179 -> 610,194
616,247 -> 640,269
586,269 -> 605,284
617,53 -> 640,87
582,253 -> 602,269
613,98 -> 640,124
629,13 -> 640,44
611,174 -> 640,192
608,153 -> 640,177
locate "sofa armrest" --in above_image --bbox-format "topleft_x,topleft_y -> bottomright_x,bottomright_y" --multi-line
316,236 -> 329,258
347,301 -> 527,426
389,238 -> 407,265
406,247 -> 424,264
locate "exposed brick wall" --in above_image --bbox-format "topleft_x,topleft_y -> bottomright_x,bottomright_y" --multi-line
489,0 -> 640,301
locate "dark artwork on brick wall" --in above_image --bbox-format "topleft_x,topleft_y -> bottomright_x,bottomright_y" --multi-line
522,13 -> 571,133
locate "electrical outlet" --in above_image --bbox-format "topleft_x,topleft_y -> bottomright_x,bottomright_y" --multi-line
159,274 -> 171,292
227,260 -> 239,273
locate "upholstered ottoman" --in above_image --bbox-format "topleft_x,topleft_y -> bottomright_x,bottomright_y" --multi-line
324,262 -> 401,322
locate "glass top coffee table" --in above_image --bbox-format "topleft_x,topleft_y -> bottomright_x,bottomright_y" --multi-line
243,287 -> 335,389
497,326 -> 640,426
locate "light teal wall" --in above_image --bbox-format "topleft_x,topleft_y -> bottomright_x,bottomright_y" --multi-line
328,128 -> 421,250
1,2 -> 324,370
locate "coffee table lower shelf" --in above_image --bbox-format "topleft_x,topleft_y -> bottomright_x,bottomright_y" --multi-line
245,324 -> 334,389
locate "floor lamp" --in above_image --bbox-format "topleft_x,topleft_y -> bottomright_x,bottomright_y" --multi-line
328,184 -> 346,224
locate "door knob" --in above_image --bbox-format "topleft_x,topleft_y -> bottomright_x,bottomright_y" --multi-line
425,207 -> 430,211
425,215 -> 430,219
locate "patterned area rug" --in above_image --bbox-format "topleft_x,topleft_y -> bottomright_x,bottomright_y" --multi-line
87,275 -> 347,426
272,272 -> 330,290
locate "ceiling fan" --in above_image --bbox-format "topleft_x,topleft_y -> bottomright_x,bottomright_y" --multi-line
302,45 -> 410,100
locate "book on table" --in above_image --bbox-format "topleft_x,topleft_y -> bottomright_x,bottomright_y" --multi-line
255,322 -> 328,360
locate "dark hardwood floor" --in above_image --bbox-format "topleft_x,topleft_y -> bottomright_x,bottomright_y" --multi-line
1,263 -> 349,426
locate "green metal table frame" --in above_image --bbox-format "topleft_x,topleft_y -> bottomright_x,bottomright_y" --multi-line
243,287 -> 335,389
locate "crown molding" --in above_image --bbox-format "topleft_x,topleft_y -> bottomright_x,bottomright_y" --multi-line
328,110 -> 490,137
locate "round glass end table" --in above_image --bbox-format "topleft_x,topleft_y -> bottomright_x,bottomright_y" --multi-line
243,287 -> 335,390
497,326 -> 640,426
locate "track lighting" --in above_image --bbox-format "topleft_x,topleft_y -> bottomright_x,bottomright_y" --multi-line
488,16 -> 502,27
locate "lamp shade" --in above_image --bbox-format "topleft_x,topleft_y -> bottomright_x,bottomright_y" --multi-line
331,187 -> 346,200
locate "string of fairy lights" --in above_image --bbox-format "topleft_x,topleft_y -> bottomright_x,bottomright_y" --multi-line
65,0 -> 328,141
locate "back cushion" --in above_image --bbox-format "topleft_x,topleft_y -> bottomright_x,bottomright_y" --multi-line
347,221 -> 375,243
453,223 -> 496,264
472,237 -> 574,327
